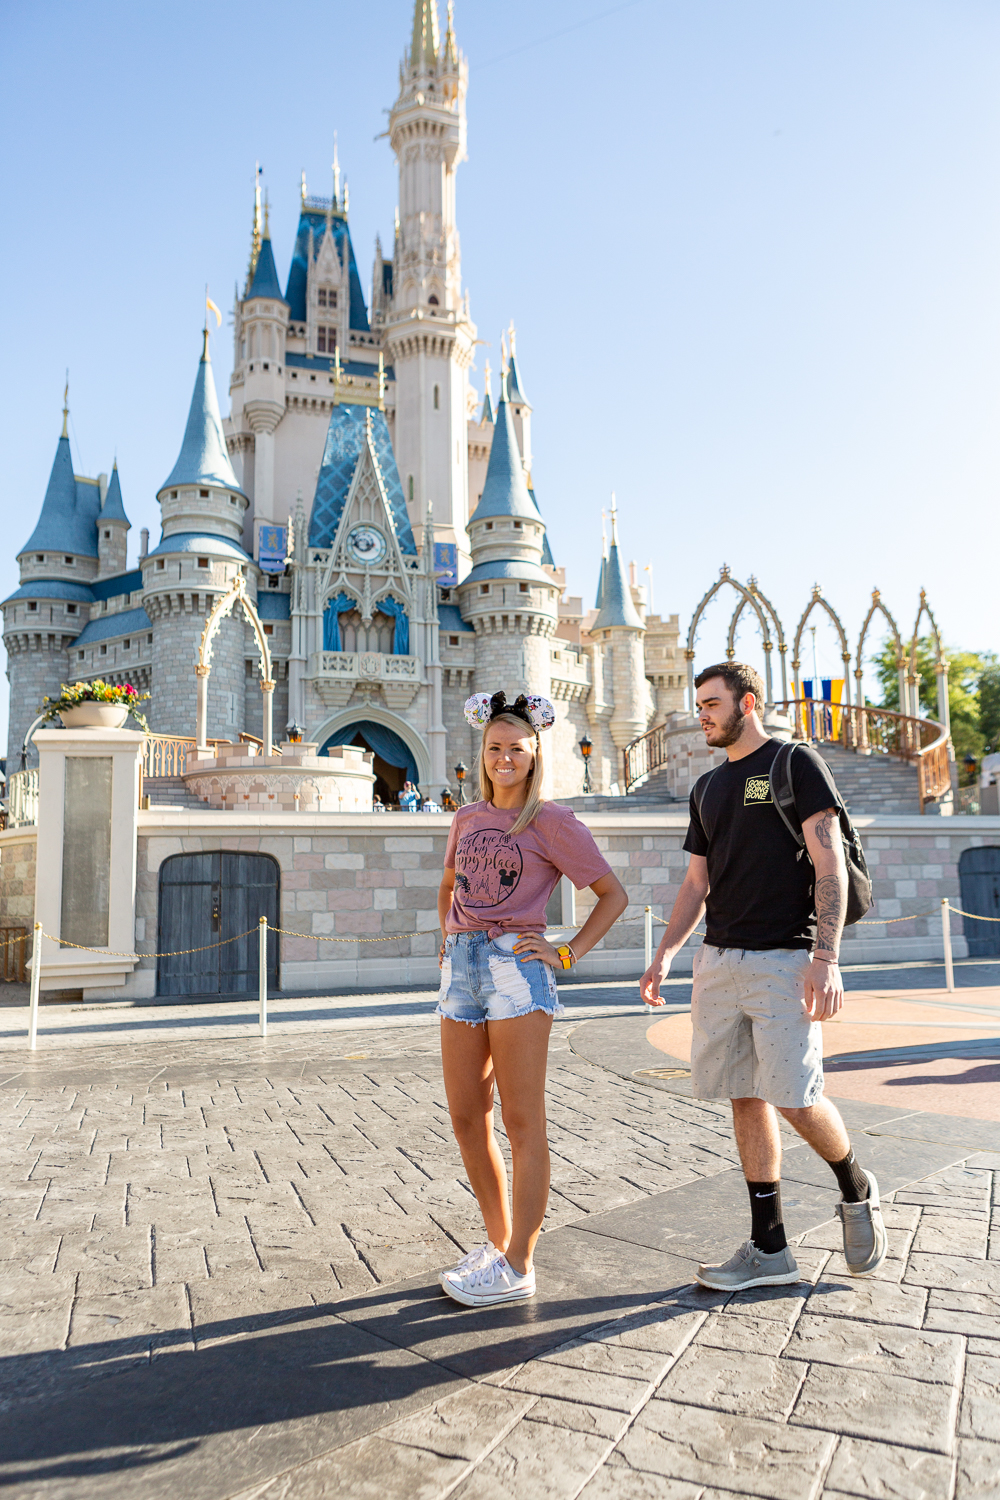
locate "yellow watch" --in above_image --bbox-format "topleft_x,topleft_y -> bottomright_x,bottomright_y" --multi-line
556,944 -> 576,970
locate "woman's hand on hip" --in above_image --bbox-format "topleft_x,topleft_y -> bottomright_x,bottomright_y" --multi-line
512,933 -> 561,968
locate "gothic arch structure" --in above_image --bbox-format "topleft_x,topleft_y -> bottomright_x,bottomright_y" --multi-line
685,566 -> 775,711
791,586 -> 852,708
197,576 -> 274,750
908,589 -> 950,733
726,575 -> 789,705
855,588 -> 905,723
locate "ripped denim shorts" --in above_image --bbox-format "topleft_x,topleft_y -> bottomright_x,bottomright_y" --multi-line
437,931 -> 564,1026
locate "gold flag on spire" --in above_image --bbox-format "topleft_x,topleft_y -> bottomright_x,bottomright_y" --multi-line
206,296 -> 222,328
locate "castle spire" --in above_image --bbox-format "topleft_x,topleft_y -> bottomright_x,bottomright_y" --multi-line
61,373 -> 69,439
332,134 -> 341,208
246,163 -> 263,292
481,359 -> 493,424
468,380 -> 536,524
160,331 -> 245,494
410,0 -> 440,69
245,195 -> 285,301
593,495 -> 643,631
442,0 -> 458,66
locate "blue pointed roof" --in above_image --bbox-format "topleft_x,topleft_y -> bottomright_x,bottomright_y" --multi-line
285,211 -> 369,331
468,397 -> 538,524
160,335 -> 244,494
507,353 -> 531,408
247,234 -> 285,301
101,464 -> 130,527
19,433 -> 101,558
481,390 -> 494,424
595,553 -> 606,610
527,488 -> 555,568
308,404 -> 416,555
593,539 -> 643,631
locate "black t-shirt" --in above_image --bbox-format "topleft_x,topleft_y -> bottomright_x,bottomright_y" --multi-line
683,739 -> 841,951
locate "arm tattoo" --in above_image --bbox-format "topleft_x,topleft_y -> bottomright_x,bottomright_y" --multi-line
812,810 -> 838,850
815,872 -> 847,954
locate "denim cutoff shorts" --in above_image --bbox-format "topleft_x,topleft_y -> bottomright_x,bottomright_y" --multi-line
437,931 -> 564,1026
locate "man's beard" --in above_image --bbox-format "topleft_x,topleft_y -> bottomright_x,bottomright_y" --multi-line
709,703 -> 748,748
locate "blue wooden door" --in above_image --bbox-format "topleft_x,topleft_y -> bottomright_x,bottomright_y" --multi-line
157,852 -> 279,996
958,847 -> 1000,957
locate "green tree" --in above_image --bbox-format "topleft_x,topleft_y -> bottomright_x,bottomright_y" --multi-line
870,636 -> 988,767
978,657 -> 1000,753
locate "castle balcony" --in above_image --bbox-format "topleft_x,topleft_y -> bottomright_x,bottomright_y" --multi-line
550,646 -> 592,703
309,651 -> 422,711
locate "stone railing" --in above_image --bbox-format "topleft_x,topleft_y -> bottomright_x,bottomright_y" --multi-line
5,770 -> 38,829
142,734 -> 231,779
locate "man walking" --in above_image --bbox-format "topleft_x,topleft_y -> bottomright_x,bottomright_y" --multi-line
640,662 -> 886,1290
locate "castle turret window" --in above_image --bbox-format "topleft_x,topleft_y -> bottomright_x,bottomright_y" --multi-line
156,560 -> 165,571
27,602 -> 37,612
67,603 -> 77,615
78,651 -> 84,660
36,554 -> 44,562
433,385 -> 440,409
197,558 -> 209,569
428,295 -> 439,306
104,530 -> 111,539
123,639 -> 130,649
317,326 -> 337,352
100,645 -> 107,656
318,288 -> 337,308
480,584 -> 489,595
519,583 -> 529,593
64,555 -> 74,565
200,489 -> 209,498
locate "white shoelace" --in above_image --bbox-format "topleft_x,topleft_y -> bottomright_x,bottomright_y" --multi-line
466,1254 -> 529,1290
450,1241 -> 497,1276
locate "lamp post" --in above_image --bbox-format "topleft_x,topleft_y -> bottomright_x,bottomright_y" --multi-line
285,721 -> 304,745
579,733 -> 593,794
454,760 -> 468,805
963,752 -> 977,788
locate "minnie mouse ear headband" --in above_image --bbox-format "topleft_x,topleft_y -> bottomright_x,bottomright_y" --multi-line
464,691 -> 555,734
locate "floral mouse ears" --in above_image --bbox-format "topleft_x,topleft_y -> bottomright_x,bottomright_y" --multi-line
464,690 -> 556,734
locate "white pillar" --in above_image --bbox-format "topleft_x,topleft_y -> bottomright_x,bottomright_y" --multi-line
32,727 -> 144,997
196,665 -> 209,748
261,680 -> 274,752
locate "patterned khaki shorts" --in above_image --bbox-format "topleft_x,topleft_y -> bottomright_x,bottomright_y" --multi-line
690,945 -> 824,1108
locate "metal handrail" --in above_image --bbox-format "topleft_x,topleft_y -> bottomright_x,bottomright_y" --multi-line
141,735 -> 231,779
623,699 -> 951,812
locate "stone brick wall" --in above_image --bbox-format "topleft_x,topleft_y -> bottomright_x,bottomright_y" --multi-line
122,809 -> 1000,997
3,638 -> 71,767
149,606 -> 245,741
0,830 -> 36,932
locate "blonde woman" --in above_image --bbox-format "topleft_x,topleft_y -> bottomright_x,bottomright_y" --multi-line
436,691 -> 628,1307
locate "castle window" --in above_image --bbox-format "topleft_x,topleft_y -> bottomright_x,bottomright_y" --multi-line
200,489 -> 209,498
433,385 -> 440,410
67,603 -> 77,615
147,634 -> 152,644
408,476 -> 414,502
156,560 -> 165,571
27,602 -> 37,612
230,496 -> 238,504
100,644 -> 107,656
197,557 -> 209,569
318,288 -> 337,308
36,554 -> 44,562
123,639 -> 130,649
480,584 -> 489,595
428,295 -> 439,306
171,491 -> 177,499
485,522 -> 493,531
64,555 -> 74,564
513,522 -> 522,530
103,530 -> 111,539
263,624 -> 273,636
268,575 -> 279,588
519,583 -> 529,593
78,651 -> 84,660
449,635 -> 458,646
317,326 -> 337,352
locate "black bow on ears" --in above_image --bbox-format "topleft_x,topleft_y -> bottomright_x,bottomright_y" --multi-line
489,692 -> 534,729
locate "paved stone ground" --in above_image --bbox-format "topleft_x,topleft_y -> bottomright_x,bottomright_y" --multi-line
1,1001 -> 998,1500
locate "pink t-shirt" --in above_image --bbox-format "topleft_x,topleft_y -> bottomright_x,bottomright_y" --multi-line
444,800 -> 613,936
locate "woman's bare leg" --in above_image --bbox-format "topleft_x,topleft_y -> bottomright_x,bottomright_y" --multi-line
487,1009 -> 553,1275
440,1017 -> 510,1251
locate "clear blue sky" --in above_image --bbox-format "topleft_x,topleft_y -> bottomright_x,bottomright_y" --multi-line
2,0 -> 998,737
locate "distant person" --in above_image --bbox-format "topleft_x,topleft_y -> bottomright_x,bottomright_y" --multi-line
436,691 -> 627,1307
372,793 -> 386,813
640,662 -> 886,1291
441,789 -> 458,812
398,780 -> 420,813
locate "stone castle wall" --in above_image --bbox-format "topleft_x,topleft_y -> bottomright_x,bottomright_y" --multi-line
5,643 -> 71,767
148,608 -> 246,741
2,807 -> 971,999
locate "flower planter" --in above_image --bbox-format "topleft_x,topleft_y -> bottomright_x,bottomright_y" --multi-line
59,703 -> 130,730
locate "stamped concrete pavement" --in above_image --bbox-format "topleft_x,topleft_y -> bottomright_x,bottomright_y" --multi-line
0,998 -> 997,1500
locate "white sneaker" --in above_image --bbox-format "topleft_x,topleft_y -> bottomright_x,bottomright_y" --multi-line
437,1241 -> 499,1289
441,1253 -> 536,1307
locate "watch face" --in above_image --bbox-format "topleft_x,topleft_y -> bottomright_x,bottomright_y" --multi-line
346,525 -> 387,566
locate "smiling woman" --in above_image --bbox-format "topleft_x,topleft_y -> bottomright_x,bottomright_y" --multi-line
432,688 -> 628,1310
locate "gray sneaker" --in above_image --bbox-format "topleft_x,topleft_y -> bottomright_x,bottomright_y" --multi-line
695,1240 -> 800,1292
836,1169 -> 888,1276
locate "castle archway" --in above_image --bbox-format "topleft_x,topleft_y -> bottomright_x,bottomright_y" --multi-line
311,706 -> 431,804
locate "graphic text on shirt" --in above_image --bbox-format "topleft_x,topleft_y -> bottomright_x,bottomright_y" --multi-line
454,828 -> 523,907
744,775 -> 773,806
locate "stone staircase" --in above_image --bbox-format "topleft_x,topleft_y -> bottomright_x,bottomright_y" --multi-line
810,743 -> 923,816
142,777 -> 206,810
557,766 -> 682,813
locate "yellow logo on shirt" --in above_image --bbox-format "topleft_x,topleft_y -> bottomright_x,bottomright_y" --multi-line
744,775 -> 772,805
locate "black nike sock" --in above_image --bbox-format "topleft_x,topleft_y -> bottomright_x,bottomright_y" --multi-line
828,1147 -> 870,1203
747,1180 -> 786,1254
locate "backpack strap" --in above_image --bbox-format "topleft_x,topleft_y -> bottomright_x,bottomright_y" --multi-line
691,763 -> 722,835
768,741 -> 807,850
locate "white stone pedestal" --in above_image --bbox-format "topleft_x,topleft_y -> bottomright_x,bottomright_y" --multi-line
32,728 -> 144,993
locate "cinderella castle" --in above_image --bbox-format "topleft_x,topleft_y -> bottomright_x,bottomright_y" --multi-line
3,1 -> 688,803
